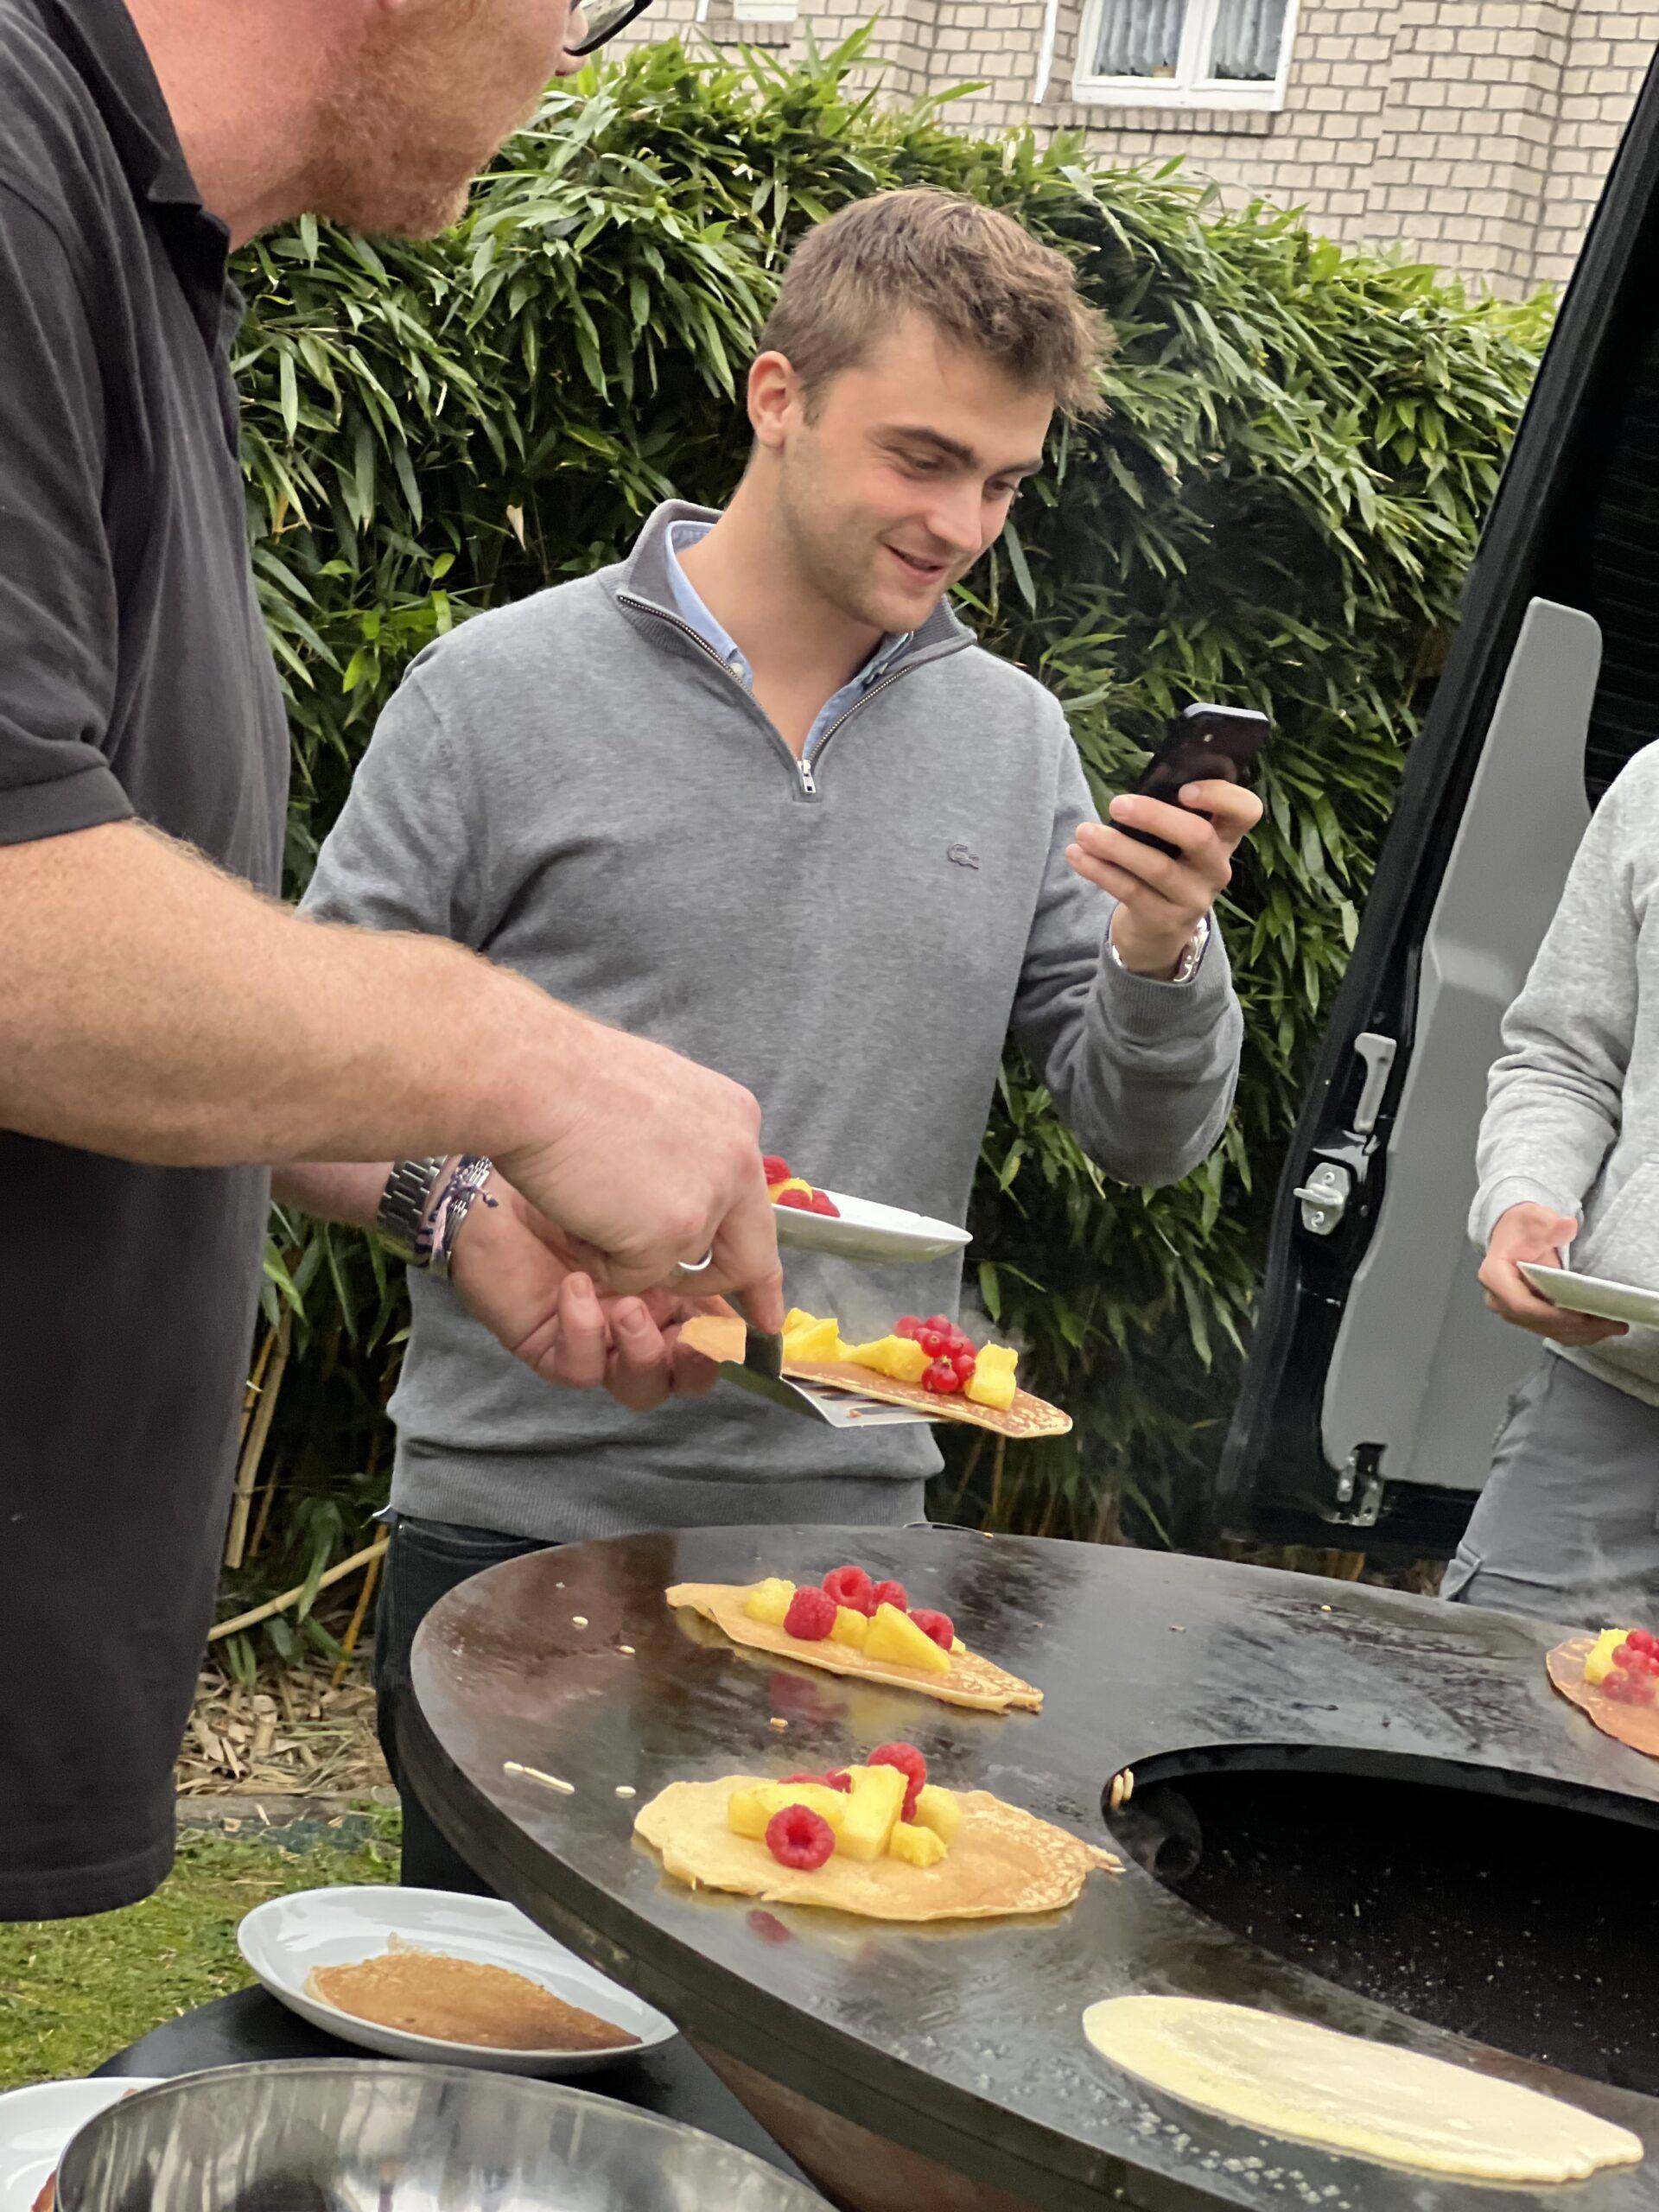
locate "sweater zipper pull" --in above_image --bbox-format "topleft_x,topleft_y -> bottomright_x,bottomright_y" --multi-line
798,753 -> 818,798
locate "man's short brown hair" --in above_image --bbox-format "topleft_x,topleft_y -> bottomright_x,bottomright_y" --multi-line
759,188 -> 1110,420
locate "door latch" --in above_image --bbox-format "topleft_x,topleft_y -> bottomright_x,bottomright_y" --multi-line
1328,1448 -> 1384,1528
1294,1160 -> 1351,1236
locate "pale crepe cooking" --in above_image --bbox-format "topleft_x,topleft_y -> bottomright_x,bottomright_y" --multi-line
637,1777 -> 1115,1919
666,1579 -> 1043,1713
1083,1997 -> 1643,2184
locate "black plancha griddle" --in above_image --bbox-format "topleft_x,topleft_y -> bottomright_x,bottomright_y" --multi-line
403,1528 -> 1659,2211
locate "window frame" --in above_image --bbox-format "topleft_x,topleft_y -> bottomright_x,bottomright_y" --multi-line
1071,0 -> 1300,111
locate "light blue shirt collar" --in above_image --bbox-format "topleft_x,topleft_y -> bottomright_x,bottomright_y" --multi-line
664,519 -> 911,753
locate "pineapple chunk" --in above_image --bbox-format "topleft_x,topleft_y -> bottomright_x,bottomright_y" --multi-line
864,1601 -> 952,1675
728,1781 -> 849,1841
950,1638 -> 965,1655
965,1342 -> 1018,1411
1585,1627 -> 1635,1687
835,1764 -> 908,1861
772,1178 -> 814,1200
844,1335 -> 930,1385
783,1316 -> 844,1364
743,1578 -> 797,1627
830,1605 -> 870,1649
887,1820 -> 948,1869
912,1784 -> 963,1847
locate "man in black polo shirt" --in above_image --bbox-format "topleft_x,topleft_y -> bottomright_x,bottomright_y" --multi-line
0,0 -> 784,1920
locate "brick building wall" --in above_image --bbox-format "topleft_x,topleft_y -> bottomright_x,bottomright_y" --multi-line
619,0 -> 1659,295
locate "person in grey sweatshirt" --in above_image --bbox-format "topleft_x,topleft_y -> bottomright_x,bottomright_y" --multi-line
289,188 -> 1259,1885
1449,744 -> 1659,1625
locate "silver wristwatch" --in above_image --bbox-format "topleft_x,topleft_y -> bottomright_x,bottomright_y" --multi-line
1109,912 -> 1212,983
375,1156 -> 448,1265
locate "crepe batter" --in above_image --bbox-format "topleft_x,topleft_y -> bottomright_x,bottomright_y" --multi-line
1082,1996 -> 1644,2183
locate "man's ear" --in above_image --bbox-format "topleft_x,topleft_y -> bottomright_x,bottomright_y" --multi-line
747,349 -> 801,452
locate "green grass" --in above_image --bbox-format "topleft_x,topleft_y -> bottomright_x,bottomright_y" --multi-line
0,1815 -> 399,2091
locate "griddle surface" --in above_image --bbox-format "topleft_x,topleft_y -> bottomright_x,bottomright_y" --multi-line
406,1529 -> 1659,2211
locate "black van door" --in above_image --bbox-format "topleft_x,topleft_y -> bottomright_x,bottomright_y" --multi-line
1217,48 -> 1659,1557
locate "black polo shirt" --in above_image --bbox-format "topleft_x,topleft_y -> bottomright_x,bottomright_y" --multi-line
0,0 -> 289,1916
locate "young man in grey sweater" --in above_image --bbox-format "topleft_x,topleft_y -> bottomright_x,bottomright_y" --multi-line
1451,746 -> 1659,1625
291,189 -> 1260,1884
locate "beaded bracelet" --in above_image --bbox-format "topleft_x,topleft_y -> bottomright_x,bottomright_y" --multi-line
422,1154 -> 499,1281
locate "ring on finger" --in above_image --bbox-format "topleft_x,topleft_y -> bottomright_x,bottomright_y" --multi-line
676,1249 -> 715,1275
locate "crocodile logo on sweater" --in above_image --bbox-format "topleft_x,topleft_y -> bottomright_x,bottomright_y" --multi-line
946,842 -> 980,870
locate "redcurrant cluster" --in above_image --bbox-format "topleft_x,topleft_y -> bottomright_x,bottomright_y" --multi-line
896,1313 -> 977,1395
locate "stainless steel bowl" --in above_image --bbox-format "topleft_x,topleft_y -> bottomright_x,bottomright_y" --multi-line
55,2060 -> 830,2210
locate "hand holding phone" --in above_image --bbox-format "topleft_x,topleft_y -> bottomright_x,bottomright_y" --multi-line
1065,701 -> 1268,976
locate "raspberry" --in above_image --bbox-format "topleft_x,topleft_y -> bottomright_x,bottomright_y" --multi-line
869,1741 -> 927,1820
909,1608 -> 955,1652
783,1772 -> 830,1787
762,1155 -> 791,1185
809,1190 -> 840,1217
824,1770 -> 854,1793
822,1564 -> 876,1616
783,1586 -> 838,1640
776,1187 -> 815,1210
766,1804 -> 836,1870
748,1909 -> 792,1945
871,1579 -> 909,1613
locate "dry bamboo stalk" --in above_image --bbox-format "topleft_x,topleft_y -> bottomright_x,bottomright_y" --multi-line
208,1534 -> 389,1642
237,1322 -> 280,1458
225,1310 -> 292,1570
330,1538 -> 385,1688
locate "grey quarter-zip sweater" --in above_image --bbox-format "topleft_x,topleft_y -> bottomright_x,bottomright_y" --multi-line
302,502 -> 1244,1541
1471,741 -> 1659,1407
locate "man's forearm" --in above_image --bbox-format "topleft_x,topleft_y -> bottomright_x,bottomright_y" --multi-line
1,820 -> 576,1168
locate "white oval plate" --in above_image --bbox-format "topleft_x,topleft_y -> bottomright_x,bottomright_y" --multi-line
1518,1262 -> 1659,1330
238,1886 -> 677,2077
774,1186 -> 969,1263
0,2077 -> 163,2211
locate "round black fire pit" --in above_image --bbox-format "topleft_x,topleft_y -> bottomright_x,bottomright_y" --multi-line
403,1529 -> 1659,2211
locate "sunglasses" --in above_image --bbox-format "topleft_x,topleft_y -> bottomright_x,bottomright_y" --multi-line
565,0 -> 658,56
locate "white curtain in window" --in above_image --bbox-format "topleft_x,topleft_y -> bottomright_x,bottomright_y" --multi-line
1207,0 -> 1287,80
1090,0 -> 1187,79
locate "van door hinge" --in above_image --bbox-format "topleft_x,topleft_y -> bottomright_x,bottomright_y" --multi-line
1327,1447 -> 1384,1529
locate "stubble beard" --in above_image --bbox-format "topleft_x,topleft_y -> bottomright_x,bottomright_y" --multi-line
304,10 -> 544,239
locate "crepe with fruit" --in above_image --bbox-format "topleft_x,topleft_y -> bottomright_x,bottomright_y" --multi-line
682,1308 -> 1071,1440
764,1154 -> 841,1219
665,1561 -> 1043,1713
635,1739 -> 1116,1920
1548,1624 -> 1659,1757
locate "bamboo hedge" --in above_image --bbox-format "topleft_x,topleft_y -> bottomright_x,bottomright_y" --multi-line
218,31 -> 1548,1667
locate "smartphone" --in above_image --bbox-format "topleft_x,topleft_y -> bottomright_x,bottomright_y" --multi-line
1120,702 -> 1269,859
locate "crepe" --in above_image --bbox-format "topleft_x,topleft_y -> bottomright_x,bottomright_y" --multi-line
666,1580 -> 1043,1712
1082,1996 -> 1643,2183
679,1316 -> 1070,1439
637,1777 -> 1116,1919
306,1942 -> 638,2052
1548,1633 -> 1659,1758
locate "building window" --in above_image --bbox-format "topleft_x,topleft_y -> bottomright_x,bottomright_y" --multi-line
1072,0 -> 1298,110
